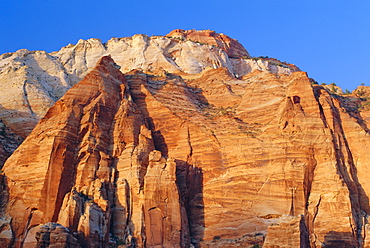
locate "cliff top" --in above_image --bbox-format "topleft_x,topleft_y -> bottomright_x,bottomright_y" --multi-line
166,29 -> 250,58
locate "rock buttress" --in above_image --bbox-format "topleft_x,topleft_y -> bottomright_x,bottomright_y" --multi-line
1,56 -> 186,248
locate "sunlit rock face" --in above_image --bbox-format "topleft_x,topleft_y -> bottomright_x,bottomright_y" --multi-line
0,31 -> 369,248
1,56 -> 185,248
0,29 -> 297,141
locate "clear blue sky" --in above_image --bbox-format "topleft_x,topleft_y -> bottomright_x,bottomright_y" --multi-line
1,0 -> 369,91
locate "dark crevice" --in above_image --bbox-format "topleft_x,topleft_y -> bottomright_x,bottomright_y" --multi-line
126,73 -> 169,157
175,160 -> 204,248
22,80 -> 37,120
20,208 -> 38,247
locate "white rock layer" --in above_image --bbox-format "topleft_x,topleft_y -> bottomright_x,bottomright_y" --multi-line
0,32 -> 298,138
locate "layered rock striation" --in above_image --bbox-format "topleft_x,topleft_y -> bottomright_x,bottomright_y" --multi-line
0,56 -> 184,247
165,29 -> 250,58
0,30 -> 297,142
0,30 -> 369,248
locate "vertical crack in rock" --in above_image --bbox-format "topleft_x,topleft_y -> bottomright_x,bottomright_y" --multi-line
186,125 -> 193,159
22,80 -> 36,120
314,88 -> 368,247
303,147 -> 318,246
310,195 -> 322,245
20,208 -> 37,248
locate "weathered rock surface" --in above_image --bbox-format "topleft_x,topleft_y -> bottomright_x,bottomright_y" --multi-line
263,215 -> 308,248
0,56 -> 187,247
0,215 -> 13,248
0,120 -> 23,166
0,31 -> 369,248
0,30 -> 297,142
165,29 -> 250,58
0,49 -> 74,138
32,222 -> 80,248
123,68 -> 370,247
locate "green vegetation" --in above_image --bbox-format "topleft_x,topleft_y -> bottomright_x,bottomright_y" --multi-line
203,106 -> 236,119
188,39 -> 208,46
361,101 -> 370,110
251,56 -> 269,61
355,88 -> 367,98
249,56 -> 290,68
330,84 -> 338,93
269,60 -> 289,68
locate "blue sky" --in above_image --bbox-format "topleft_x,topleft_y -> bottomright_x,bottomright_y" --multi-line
1,0 -> 369,91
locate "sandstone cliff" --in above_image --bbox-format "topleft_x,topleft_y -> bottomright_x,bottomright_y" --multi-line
0,30 -> 297,142
0,30 -> 369,248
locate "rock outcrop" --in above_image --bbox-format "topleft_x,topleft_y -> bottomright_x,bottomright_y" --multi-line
0,30 -> 297,145
165,29 -> 250,58
263,215 -> 308,248
1,56 -> 188,247
32,223 -> 79,248
0,120 -> 23,166
0,49 -> 74,138
0,30 -> 369,248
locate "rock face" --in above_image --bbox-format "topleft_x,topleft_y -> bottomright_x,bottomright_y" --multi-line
0,120 -> 23,166
0,30 -> 297,144
165,29 -> 250,58
1,56 -> 187,247
0,49 -> 74,139
0,30 -> 370,248
263,215 -> 308,248
33,223 -> 80,248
